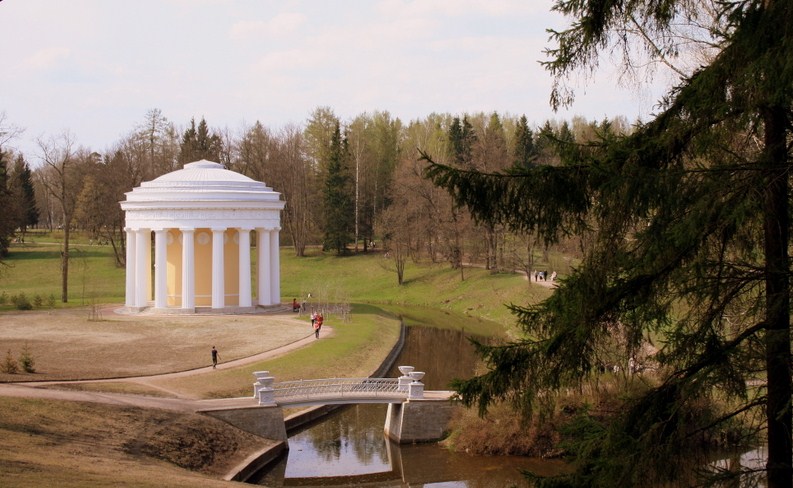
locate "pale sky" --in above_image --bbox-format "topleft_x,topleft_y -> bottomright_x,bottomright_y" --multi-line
0,0 -> 672,160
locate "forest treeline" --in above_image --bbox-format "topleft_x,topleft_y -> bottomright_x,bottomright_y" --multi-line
0,108 -> 631,286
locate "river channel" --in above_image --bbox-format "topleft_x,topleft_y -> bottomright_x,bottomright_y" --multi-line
249,323 -> 569,487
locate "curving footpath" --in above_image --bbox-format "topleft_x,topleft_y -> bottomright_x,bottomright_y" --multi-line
0,326 -> 335,412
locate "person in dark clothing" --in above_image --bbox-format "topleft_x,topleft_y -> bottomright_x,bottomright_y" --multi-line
211,346 -> 220,368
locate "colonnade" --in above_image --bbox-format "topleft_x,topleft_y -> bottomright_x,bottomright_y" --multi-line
124,226 -> 280,312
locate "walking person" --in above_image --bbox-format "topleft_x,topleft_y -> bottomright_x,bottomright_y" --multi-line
314,313 -> 323,339
211,346 -> 220,369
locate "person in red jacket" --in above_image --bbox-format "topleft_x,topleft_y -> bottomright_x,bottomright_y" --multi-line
313,313 -> 324,339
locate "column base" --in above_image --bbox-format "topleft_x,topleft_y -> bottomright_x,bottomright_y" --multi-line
118,306 -> 262,315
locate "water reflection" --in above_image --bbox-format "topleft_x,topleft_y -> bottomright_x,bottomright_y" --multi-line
285,405 -> 391,478
251,403 -> 566,487
386,326 -> 486,391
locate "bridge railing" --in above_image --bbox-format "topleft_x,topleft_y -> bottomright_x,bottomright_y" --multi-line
273,377 -> 405,404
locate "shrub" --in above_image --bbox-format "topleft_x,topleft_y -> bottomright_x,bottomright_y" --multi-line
33,294 -> 43,308
18,343 -> 35,373
443,401 -> 561,457
0,291 -> 7,305
46,294 -> 56,308
2,350 -> 18,374
12,293 -> 32,311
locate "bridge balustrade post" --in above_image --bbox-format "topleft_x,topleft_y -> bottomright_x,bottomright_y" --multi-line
258,386 -> 276,406
398,365 -> 414,392
253,371 -> 275,404
408,371 -> 425,399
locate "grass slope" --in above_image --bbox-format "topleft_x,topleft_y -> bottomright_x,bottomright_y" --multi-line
0,397 -> 265,488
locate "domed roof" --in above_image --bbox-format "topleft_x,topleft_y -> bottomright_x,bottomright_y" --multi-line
151,160 -> 256,185
123,159 -> 280,201
120,159 -> 284,231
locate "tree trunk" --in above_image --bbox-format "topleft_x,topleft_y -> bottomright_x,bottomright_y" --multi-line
762,105 -> 792,488
61,225 -> 70,303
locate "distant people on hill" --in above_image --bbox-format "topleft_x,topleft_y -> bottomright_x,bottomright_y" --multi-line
292,298 -> 300,312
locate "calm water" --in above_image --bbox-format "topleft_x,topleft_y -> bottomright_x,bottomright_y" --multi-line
249,325 -> 569,487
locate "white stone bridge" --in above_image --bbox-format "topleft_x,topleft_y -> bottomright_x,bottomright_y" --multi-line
201,367 -> 456,445
254,367 -> 429,408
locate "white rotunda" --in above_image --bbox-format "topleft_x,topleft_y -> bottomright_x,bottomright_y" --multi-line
120,160 -> 286,313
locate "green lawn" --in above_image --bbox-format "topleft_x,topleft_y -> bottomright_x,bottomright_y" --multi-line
2,231 -> 552,328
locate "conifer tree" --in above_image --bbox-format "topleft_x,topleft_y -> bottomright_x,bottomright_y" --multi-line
179,117 -> 222,164
0,151 -> 15,257
513,115 -> 536,169
424,1 -> 793,486
322,123 -> 353,254
447,116 -> 476,167
12,155 -> 38,240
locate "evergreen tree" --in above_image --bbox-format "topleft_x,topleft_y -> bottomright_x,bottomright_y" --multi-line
424,1 -> 793,486
322,123 -> 354,254
179,117 -> 222,164
12,155 -> 38,239
513,115 -> 536,169
445,116 -> 478,273
0,151 -> 15,257
447,116 -> 476,167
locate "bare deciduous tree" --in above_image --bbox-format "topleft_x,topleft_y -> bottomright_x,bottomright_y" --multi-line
37,133 -> 86,302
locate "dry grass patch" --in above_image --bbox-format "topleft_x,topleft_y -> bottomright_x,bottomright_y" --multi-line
444,402 -> 564,458
0,308 -> 309,381
0,396 -> 271,487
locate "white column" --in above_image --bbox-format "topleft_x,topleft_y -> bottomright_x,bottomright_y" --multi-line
134,229 -> 150,308
257,228 -> 271,306
238,228 -> 252,308
124,227 -> 136,308
269,227 -> 281,305
153,229 -> 167,309
146,231 -> 152,302
181,228 -> 195,310
211,228 -> 225,309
